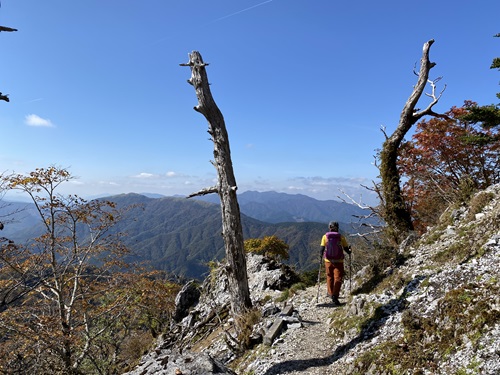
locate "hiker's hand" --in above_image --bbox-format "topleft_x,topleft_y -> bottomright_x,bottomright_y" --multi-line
345,246 -> 352,254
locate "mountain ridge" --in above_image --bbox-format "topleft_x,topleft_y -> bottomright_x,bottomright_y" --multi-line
126,183 -> 500,375
1,191 -> 371,279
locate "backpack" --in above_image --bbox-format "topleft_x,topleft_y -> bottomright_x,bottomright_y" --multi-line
324,232 -> 344,260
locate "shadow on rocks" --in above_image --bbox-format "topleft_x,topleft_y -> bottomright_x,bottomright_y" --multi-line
262,276 -> 425,375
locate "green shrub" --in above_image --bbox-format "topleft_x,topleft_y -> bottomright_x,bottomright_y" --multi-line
244,236 -> 289,261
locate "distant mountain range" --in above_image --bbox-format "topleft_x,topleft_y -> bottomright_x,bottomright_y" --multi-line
196,190 -> 371,224
1,191 -> 375,279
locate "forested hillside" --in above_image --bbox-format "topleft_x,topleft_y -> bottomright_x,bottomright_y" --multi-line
1,192 -> 367,279
104,193 -> 352,279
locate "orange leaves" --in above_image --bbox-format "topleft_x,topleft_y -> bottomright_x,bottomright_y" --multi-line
0,166 -> 183,373
0,166 -> 135,373
398,102 -> 500,231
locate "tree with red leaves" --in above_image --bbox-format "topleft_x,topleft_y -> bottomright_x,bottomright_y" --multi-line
398,102 -> 500,232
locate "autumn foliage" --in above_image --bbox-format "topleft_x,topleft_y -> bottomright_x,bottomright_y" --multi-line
244,236 -> 290,261
398,102 -> 500,232
0,167 -> 180,374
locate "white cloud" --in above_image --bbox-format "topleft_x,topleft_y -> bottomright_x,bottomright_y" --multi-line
98,181 -> 119,186
25,114 -> 54,127
67,180 -> 84,186
166,171 -> 177,177
286,176 -> 378,205
133,172 -> 156,179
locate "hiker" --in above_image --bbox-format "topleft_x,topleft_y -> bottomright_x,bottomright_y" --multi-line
320,221 -> 351,306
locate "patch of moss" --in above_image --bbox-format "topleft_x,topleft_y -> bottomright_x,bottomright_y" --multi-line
420,276 -> 430,289
351,263 -> 386,295
275,282 -> 307,302
373,269 -> 411,295
420,230 -> 443,245
432,239 -> 471,264
487,275 -> 498,286
352,249 -> 408,296
455,357 -> 482,375
260,294 -> 272,304
352,340 -> 430,375
329,300 -> 383,335
465,191 -> 495,222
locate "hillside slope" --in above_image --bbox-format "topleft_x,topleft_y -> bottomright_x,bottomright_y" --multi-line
242,183 -> 500,374
130,183 -> 500,374
106,193 -> 331,278
4,193 -> 358,279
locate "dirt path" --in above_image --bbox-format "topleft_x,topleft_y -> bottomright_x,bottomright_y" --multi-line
256,287 -> 346,375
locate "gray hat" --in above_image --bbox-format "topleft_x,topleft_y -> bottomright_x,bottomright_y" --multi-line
329,221 -> 339,229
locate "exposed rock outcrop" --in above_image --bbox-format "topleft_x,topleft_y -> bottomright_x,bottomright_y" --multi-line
125,253 -> 301,374
124,349 -> 236,375
240,184 -> 500,375
127,184 -> 500,375
172,280 -> 201,323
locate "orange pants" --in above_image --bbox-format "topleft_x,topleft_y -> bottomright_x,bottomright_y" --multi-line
325,260 -> 344,298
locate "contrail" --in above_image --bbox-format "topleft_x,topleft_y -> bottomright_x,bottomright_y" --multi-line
150,1 -> 273,46
209,0 -> 273,24
25,98 -> 44,103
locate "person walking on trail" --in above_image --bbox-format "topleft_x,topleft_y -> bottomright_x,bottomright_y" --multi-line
320,221 -> 351,306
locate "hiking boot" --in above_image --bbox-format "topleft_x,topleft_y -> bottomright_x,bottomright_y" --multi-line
331,296 -> 341,306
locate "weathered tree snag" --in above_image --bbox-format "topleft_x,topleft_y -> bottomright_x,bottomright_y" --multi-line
0,26 -> 18,32
1,24 -> 17,102
379,39 -> 446,243
181,51 -> 252,315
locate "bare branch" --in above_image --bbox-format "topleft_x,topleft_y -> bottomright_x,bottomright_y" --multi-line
0,26 -> 17,32
337,189 -> 371,211
349,228 -> 384,238
414,77 -> 448,120
187,186 -> 219,198
380,125 -> 388,139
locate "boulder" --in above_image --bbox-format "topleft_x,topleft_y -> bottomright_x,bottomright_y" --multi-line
123,349 -> 236,375
173,280 -> 201,323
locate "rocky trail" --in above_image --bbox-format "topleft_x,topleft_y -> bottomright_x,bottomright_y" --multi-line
127,184 -> 500,375
253,289 -> 350,375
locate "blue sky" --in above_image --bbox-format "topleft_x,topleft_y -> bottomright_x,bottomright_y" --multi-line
1,0 -> 499,204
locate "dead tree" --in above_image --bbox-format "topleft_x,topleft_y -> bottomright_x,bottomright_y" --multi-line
181,51 -> 252,315
379,39 -> 446,243
0,26 -> 17,32
1,24 -> 17,102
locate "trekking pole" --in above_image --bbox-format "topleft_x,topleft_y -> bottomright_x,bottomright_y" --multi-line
349,249 -> 352,295
316,253 -> 323,303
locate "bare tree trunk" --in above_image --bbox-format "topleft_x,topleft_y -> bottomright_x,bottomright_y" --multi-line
0,25 -> 17,102
379,39 -> 446,243
181,51 -> 252,315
